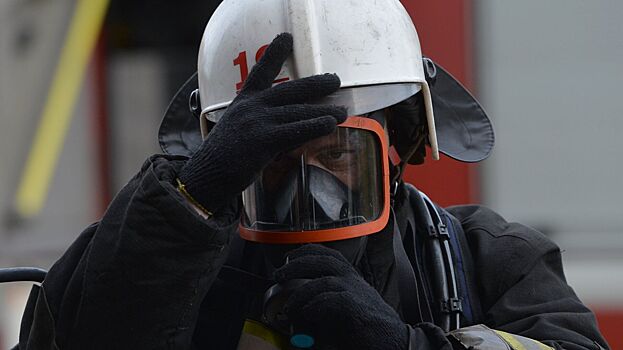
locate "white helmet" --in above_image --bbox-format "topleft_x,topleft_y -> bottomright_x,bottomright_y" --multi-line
196,0 -> 440,160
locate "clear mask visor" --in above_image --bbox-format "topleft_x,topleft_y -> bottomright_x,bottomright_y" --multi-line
240,116 -> 390,244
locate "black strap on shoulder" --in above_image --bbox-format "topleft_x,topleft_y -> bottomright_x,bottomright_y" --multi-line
439,208 -> 476,324
407,189 -> 452,331
418,191 -> 463,331
395,183 -> 468,332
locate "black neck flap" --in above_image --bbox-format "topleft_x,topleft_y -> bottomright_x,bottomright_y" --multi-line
158,73 -> 202,157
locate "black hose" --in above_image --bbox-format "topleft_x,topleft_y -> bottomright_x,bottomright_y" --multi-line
0,267 -> 47,283
427,236 -> 451,331
442,240 -> 461,329
410,190 -> 451,331
421,193 -> 462,331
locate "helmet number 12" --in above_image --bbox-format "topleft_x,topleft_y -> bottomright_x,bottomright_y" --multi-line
234,44 -> 290,91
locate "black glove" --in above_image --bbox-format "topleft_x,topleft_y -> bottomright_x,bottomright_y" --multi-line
178,33 -> 347,213
275,244 -> 409,349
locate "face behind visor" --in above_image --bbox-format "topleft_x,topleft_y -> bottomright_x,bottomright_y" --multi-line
240,115 -> 390,244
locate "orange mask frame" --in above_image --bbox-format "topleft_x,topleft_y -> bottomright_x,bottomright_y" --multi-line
239,116 -> 391,244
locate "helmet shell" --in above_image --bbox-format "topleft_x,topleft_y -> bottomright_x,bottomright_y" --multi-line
197,0 -> 439,159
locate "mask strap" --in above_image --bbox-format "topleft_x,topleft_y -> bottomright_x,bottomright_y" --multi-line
390,131 -> 427,186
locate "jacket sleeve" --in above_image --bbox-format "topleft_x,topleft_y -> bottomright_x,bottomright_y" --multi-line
18,155 -> 240,350
447,205 -> 609,350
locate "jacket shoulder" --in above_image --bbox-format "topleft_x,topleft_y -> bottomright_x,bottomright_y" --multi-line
445,204 -> 556,251
444,205 -> 560,303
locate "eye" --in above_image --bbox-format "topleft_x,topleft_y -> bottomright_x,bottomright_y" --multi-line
327,150 -> 347,160
317,148 -> 357,170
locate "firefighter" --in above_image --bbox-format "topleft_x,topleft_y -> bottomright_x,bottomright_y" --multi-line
17,0 -> 608,349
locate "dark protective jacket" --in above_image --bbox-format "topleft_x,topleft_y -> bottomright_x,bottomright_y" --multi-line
16,156 -> 609,349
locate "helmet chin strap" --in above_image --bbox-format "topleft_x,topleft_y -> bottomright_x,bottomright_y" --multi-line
390,129 -> 427,200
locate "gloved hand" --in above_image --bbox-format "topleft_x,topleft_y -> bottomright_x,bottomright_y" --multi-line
178,33 -> 347,213
275,244 -> 409,349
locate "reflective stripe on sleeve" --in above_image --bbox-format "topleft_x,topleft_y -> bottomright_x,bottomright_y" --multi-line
237,319 -> 288,350
494,330 -> 554,350
449,324 -> 555,350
